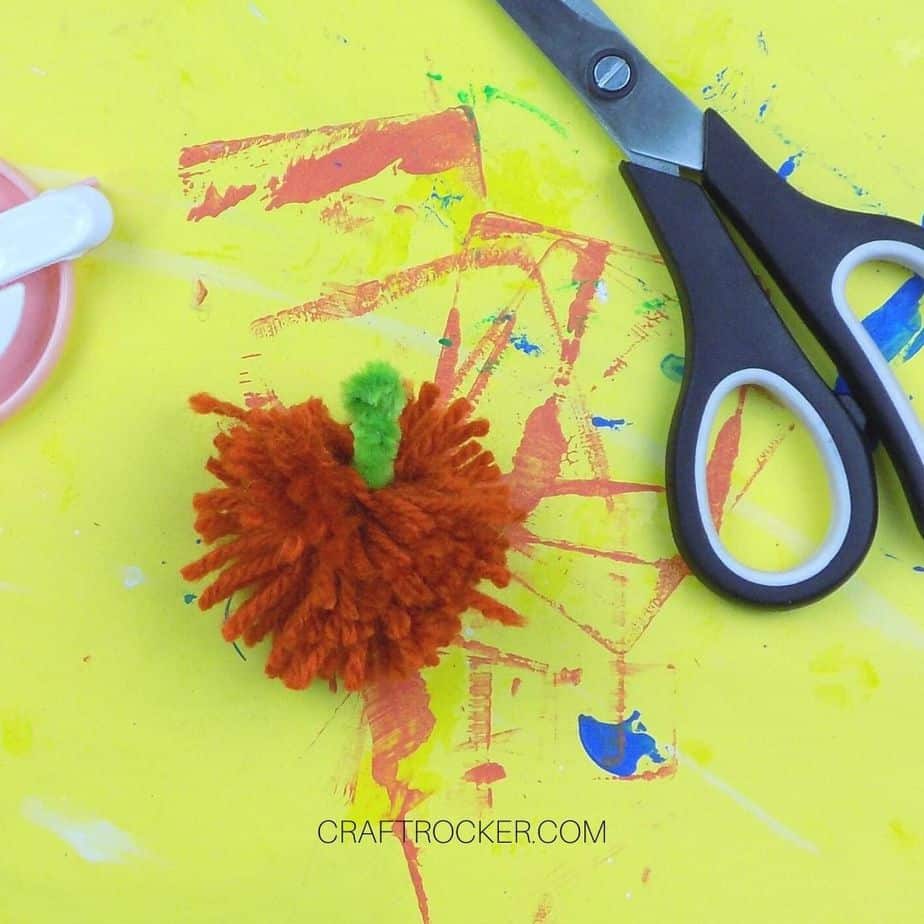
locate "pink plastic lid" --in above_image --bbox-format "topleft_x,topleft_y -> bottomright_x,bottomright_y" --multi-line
0,160 -> 75,422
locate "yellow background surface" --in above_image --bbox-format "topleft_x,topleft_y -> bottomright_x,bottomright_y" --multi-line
1,1 -> 922,921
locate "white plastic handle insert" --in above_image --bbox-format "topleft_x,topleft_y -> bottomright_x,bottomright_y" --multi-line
831,240 -> 924,472
0,184 -> 114,288
694,368 -> 852,588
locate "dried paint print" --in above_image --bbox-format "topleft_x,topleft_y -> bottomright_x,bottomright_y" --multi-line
178,103 -> 812,923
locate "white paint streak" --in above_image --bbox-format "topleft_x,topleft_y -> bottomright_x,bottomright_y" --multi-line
95,244 -> 442,352
95,241 -> 293,301
725,501 -> 924,652
729,497 -> 815,558
595,280 -> 609,303
248,1 -> 268,20
678,750 -> 819,854
22,798 -> 144,863
343,311 -> 474,362
895,39 -> 922,66
848,581 -> 924,650
122,566 -> 145,589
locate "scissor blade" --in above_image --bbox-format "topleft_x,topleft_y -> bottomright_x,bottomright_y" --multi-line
495,0 -> 705,172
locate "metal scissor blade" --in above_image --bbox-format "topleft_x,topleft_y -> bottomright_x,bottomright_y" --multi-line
495,0 -> 705,172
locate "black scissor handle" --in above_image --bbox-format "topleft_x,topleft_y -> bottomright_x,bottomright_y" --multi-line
702,110 -> 924,538
621,162 -> 878,607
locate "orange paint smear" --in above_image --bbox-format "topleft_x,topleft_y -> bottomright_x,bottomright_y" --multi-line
320,195 -> 376,233
553,667 -> 583,686
505,396 -> 567,513
193,279 -> 209,306
250,243 -> 535,337
435,307 -> 462,395
466,668 -> 493,751
363,675 -> 436,924
528,535 -> 654,568
464,313 -> 518,406
187,182 -> 256,221
179,127 -> 308,168
604,309 -> 672,377
730,424 -> 794,510
464,761 -> 507,785
179,108 -> 484,221
459,638 -> 549,674
707,387 -> 748,530
511,573 -> 619,656
269,108 -> 485,209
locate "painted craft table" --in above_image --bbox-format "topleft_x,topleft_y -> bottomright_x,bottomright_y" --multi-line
1,1 -> 922,921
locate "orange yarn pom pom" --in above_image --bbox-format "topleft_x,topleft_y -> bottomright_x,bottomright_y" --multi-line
181,379 -> 524,691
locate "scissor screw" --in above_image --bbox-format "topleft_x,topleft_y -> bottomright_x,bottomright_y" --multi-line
593,55 -> 632,94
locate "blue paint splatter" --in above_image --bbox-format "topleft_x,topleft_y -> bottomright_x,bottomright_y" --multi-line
778,151 -> 804,180
907,325 -> 924,361
914,566 -> 924,573
579,711 -> 667,777
660,353 -> 685,383
702,67 -> 734,102
183,593 -> 197,605
510,333 -> 542,356
757,83 -> 778,123
829,166 -> 877,203
592,416 -> 630,431
863,275 -> 924,362
835,264 -> 924,396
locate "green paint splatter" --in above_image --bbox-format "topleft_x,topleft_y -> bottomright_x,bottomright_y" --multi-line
436,78 -> 567,137
635,296 -> 669,315
438,337 -> 453,348
482,85 -> 568,137
430,188 -> 463,210
661,354 -> 685,383
480,311 -> 514,326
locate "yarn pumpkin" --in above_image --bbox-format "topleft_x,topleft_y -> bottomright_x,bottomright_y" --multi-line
181,363 -> 524,692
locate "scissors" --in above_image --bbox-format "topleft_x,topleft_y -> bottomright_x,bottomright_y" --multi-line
495,0 -> 924,607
